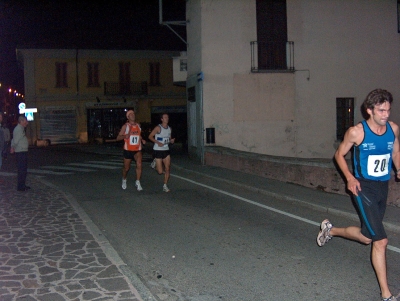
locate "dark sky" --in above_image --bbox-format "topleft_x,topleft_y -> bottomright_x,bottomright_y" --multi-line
0,0 -> 187,92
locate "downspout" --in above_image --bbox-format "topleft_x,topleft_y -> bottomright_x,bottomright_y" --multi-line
76,49 -> 79,94
197,72 -> 204,165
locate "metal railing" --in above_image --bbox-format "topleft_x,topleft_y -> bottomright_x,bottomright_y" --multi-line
104,81 -> 148,96
250,40 -> 294,72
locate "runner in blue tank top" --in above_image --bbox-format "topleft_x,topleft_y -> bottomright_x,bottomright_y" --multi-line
317,89 -> 400,301
353,119 -> 395,181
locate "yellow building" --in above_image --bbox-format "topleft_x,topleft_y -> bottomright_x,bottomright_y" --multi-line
16,49 -> 187,145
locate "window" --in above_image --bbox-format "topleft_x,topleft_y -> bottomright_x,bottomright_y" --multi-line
55,62 -> 68,88
256,0 -> 287,70
87,62 -> 100,87
336,98 -> 354,141
149,62 -> 161,86
119,62 -> 131,94
398,0 -> 400,33
180,59 -> 187,71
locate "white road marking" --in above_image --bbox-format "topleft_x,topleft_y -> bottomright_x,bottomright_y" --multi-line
27,169 -> 73,175
86,161 -> 122,166
0,172 -> 17,176
172,174 -> 400,254
41,165 -> 95,172
65,163 -> 120,169
108,158 -> 123,162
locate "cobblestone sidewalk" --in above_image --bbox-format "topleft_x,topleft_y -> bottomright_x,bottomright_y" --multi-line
0,176 -> 143,301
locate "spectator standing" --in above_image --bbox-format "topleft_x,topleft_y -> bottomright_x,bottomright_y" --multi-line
0,113 -> 4,169
2,117 -> 11,160
10,115 -> 30,191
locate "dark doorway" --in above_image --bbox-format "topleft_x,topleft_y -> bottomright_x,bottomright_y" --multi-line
87,108 -> 133,142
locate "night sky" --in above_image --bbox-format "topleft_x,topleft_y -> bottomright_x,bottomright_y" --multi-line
0,0 -> 187,92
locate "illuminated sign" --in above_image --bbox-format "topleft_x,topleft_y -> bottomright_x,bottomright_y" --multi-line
19,108 -> 38,114
18,102 -> 38,121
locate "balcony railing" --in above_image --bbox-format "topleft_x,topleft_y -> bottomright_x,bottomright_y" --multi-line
104,81 -> 148,96
250,40 -> 294,72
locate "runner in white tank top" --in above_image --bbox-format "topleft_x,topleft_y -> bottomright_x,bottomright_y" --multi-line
148,113 -> 175,192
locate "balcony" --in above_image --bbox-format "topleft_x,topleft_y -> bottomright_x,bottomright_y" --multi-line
250,40 -> 294,73
104,81 -> 148,96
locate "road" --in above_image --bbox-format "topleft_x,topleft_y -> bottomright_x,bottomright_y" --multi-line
2,144 -> 400,301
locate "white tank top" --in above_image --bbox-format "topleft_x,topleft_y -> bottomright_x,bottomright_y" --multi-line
153,125 -> 171,151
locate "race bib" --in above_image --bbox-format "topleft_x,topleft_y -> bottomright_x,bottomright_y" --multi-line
129,135 -> 140,145
156,137 -> 170,145
367,154 -> 390,177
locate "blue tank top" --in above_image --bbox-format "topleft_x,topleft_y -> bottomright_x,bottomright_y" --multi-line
353,120 -> 395,181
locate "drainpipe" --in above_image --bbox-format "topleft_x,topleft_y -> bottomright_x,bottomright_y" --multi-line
197,72 -> 204,165
76,49 -> 79,94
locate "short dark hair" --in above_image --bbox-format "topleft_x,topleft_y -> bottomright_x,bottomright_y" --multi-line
363,89 -> 393,111
160,112 -> 169,119
18,115 -> 27,123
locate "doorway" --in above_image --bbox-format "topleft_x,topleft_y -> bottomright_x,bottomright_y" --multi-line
87,108 -> 133,142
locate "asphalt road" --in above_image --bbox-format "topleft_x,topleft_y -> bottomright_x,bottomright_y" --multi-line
4,145 -> 400,301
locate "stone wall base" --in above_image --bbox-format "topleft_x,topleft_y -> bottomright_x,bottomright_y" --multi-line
204,146 -> 400,207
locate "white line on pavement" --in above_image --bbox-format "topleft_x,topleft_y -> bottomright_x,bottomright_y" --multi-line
86,161 -> 122,166
66,163 -> 120,169
172,174 -> 400,254
27,169 -> 73,175
0,172 -> 17,176
41,165 -> 96,172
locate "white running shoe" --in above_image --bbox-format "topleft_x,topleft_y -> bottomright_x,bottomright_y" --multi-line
135,180 -> 143,191
122,179 -> 127,190
151,159 -> 156,169
382,295 -> 398,301
163,184 -> 170,192
317,219 -> 333,246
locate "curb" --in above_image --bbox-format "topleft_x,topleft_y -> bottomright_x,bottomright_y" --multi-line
37,178 -> 157,301
172,164 -> 400,235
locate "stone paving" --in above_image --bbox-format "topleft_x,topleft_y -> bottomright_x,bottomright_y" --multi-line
0,176 -> 143,301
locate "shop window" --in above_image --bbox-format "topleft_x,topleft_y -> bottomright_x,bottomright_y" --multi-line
87,62 -> 100,87
55,62 -> 68,88
149,62 -> 161,86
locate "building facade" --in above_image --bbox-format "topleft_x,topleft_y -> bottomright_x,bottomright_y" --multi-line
185,0 -> 400,161
16,49 -> 187,145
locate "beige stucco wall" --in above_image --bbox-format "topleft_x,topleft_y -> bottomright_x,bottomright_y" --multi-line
211,73 -> 296,156
187,0 -> 400,159
287,0 -> 400,158
18,49 -> 186,144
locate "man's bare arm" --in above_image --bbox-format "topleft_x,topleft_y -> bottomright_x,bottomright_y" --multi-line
334,125 -> 362,195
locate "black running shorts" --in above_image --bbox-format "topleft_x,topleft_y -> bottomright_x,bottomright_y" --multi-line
153,150 -> 170,159
354,179 -> 389,241
123,149 -> 140,160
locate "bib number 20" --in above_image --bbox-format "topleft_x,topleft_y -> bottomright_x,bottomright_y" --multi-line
367,154 -> 390,177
